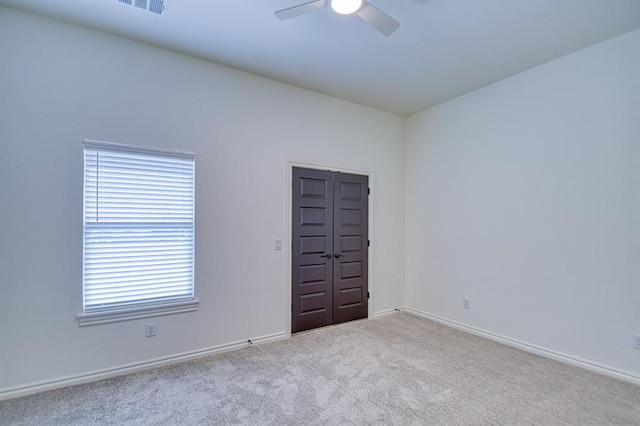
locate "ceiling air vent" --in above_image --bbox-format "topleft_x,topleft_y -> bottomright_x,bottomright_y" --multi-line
118,0 -> 167,16
148,0 -> 166,15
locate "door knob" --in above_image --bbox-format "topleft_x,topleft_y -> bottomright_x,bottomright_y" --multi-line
334,253 -> 343,258
321,254 -> 332,259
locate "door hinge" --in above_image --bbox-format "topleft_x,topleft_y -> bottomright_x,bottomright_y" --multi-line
367,240 -> 370,247
367,188 -> 370,195
367,292 -> 370,299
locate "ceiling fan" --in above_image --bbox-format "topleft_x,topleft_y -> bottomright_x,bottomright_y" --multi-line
275,0 -> 400,36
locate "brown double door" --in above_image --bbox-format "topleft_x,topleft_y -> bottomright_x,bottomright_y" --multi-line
292,167 -> 369,333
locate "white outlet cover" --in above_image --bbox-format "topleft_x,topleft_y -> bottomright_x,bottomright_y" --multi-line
145,322 -> 156,337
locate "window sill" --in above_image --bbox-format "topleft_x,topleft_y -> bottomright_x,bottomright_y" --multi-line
76,299 -> 199,327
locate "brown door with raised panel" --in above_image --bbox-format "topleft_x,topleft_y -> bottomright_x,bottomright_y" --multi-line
292,167 -> 368,333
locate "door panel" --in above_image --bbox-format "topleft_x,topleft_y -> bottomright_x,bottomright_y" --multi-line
292,168 -> 333,333
299,292 -> 329,314
338,287 -> 362,304
339,235 -> 363,252
292,167 -> 368,333
299,236 -> 328,255
333,172 -> 368,325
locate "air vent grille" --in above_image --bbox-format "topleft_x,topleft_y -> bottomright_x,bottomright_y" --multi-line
118,0 -> 166,16
148,0 -> 165,15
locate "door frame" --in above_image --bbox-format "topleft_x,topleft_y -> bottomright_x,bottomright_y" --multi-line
284,161 -> 374,337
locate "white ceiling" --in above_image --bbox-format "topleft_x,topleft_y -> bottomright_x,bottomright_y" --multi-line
3,0 -> 640,116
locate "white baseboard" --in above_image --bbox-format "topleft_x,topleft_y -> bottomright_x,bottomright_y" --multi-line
402,307 -> 640,386
5,310 -> 638,400
0,331 -> 286,401
373,307 -> 404,317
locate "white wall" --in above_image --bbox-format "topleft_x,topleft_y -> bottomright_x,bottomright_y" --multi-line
405,29 -> 640,379
0,7 -> 406,394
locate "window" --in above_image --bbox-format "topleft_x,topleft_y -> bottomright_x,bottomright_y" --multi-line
78,140 -> 196,326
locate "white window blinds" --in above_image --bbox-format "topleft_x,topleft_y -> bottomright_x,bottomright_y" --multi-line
83,141 -> 195,314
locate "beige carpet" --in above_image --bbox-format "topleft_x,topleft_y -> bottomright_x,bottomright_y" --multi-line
2,312 -> 639,425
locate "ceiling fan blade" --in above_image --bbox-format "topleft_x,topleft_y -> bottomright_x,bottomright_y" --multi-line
275,0 -> 326,20
355,2 -> 400,36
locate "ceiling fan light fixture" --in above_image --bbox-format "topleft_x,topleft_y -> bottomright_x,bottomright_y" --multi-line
330,0 -> 362,15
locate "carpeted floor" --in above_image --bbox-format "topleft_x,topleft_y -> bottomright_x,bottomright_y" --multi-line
2,312 -> 639,425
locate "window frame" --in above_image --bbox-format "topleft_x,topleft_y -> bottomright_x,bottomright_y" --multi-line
77,140 -> 197,327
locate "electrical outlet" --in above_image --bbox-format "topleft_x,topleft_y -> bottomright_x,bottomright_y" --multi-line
633,334 -> 640,350
463,298 -> 471,309
145,322 -> 156,337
